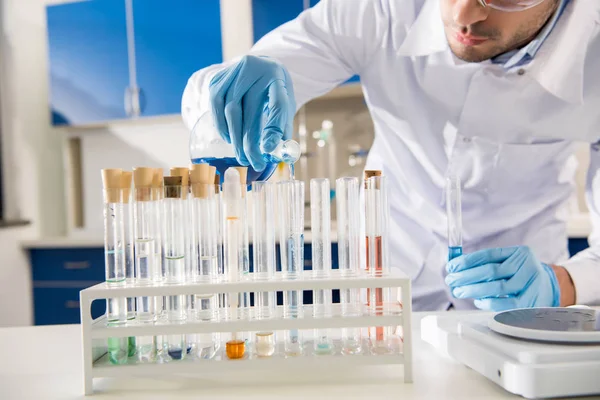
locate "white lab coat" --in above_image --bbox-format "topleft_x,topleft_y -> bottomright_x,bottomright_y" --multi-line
182,0 -> 600,310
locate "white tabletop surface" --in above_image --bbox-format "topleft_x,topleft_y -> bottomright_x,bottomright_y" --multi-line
0,311 -> 563,400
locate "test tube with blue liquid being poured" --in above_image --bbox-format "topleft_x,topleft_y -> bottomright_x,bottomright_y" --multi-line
162,176 -> 187,361
189,111 -> 300,183
278,179 -> 305,357
101,169 -> 128,365
222,168 -> 246,358
311,178 -> 333,355
446,176 -> 463,261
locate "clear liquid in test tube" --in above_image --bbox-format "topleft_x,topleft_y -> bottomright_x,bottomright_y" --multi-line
120,171 -> 136,358
190,164 -> 219,359
278,179 -> 305,357
365,171 -> 392,355
336,177 -> 362,355
152,169 -> 165,320
163,176 -> 186,361
101,169 -> 128,365
133,167 -> 157,362
252,181 -> 276,320
310,178 -> 333,355
446,176 -> 463,261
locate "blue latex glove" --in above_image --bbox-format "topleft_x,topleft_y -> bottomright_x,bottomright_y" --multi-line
208,55 -> 296,172
445,246 -> 561,311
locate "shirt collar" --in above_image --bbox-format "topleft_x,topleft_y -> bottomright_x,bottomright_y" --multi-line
397,0 -> 600,104
492,0 -> 570,68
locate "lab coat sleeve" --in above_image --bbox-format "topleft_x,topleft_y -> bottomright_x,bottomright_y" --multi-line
561,146 -> 600,305
181,0 -> 388,131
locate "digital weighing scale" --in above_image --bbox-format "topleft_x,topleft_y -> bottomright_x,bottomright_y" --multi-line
421,308 -> 600,399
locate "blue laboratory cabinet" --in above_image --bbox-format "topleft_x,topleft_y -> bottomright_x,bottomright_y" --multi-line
47,1 -> 130,125
46,0 -> 223,125
251,0 -> 359,84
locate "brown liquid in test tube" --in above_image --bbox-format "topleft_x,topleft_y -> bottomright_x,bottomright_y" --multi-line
364,170 -> 384,341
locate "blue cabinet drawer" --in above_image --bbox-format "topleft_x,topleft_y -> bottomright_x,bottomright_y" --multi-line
33,285 -> 105,325
30,248 -> 105,282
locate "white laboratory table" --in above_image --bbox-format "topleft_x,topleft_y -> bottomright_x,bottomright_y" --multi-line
2,311 -> 592,400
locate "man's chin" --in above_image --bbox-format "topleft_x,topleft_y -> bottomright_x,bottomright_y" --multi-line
448,43 -> 493,63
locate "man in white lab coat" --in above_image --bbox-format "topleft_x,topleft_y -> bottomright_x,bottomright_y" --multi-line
182,0 -> 600,311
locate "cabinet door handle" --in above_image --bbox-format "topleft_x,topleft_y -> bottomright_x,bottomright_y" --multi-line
124,86 -> 141,117
64,261 -> 90,270
65,300 -> 80,309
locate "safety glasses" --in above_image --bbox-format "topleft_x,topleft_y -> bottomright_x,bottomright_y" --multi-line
477,0 -> 547,12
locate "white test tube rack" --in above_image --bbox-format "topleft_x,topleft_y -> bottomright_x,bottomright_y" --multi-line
80,270 -> 413,395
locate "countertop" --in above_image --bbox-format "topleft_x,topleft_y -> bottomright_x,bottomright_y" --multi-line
0,311 -> 562,400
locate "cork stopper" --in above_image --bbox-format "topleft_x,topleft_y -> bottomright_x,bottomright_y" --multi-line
120,171 -> 132,204
233,167 -> 248,196
214,174 -> 220,194
164,176 -> 183,199
152,168 -> 164,200
364,170 -> 382,189
170,167 -> 190,187
190,163 -> 209,184
101,169 -> 122,203
190,164 -> 216,198
133,167 -> 154,201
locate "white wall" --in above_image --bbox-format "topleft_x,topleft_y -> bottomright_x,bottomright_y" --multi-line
0,0 -> 71,326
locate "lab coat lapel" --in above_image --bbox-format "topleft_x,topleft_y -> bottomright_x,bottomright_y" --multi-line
397,0 -> 448,57
527,0 -> 600,104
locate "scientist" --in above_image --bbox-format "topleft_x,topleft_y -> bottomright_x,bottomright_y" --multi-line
182,0 -> 600,311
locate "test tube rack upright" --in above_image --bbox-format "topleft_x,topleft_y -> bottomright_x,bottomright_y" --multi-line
79,270 -> 413,395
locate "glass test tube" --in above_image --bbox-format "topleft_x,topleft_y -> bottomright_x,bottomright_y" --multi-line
252,181 -> 277,358
190,164 -> 219,359
120,171 -> 136,358
365,172 -> 392,355
152,169 -> 165,319
214,173 -> 226,312
222,168 -> 246,359
170,167 -> 194,354
446,176 -> 463,261
278,179 -> 305,356
336,177 -> 362,355
235,167 -> 251,318
163,176 -> 187,360
101,169 -> 128,365
133,167 -> 157,362
310,178 -> 333,355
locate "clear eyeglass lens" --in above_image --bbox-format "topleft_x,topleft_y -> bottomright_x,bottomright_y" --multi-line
485,0 -> 547,12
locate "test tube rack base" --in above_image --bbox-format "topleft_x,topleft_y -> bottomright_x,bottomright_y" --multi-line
80,270 -> 413,395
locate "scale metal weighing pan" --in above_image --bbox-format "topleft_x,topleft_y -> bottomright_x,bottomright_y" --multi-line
421,311 -> 600,399
488,308 -> 600,343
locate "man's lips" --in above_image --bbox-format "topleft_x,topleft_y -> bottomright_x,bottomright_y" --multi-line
454,31 -> 489,46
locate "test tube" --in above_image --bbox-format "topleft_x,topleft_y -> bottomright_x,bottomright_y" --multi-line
152,169 -> 165,319
190,164 -> 219,359
234,167 -> 251,318
163,176 -> 186,360
170,167 -> 194,354
446,176 -> 463,261
101,169 -> 128,365
278,179 -> 305,356
120,171 -> 136,358
133,167 -> 157,362
222,168 -> 246,358
310,178 -> 333,355
252,181 -> 276,317
365,171 -> 392,355
336,177 -> 362,355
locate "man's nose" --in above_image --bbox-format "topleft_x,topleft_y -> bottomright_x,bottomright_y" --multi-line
453,0 -> 490,27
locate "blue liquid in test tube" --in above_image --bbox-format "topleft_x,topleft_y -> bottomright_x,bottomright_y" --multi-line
446,176 -> 463,261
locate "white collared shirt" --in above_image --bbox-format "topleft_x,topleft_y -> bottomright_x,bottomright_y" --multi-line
182,0 -> 600,310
